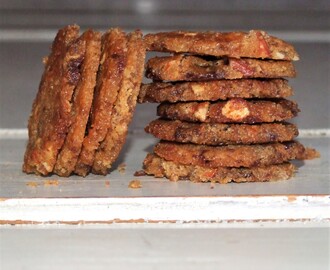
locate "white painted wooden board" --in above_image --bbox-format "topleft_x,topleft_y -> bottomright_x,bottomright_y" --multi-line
1,134 -> 329,198
1,225 -> 329,270
0,133 -> 329,224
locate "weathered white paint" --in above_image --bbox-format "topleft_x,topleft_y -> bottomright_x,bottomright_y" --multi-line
1,195 -> 329,224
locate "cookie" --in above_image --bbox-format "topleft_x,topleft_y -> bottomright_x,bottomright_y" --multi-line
144,30 -> 299,60
138,79 -> 293,103
92,30 -> 146,175
153,141 -> 305,168
145,119 -> 298,145
23,25 -> 80,175
53,30 -> 102,177
157,98 -> 299,123
74,28 -> 128,176
146,54 -> 296,82
143,153 -> 296,183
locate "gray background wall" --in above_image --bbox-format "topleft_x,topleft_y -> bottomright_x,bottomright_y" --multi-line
1,0 -> 329,130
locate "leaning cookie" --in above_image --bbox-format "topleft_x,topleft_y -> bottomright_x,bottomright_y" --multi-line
143,153 -> 296,183
74,28 -> 128,176
23,25 -> 80,175
53,30 -> 102,177
92,30 -> 146,175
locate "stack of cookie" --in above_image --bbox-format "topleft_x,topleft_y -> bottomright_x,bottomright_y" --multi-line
139,30 -> 313,183
23,25 -> 146,176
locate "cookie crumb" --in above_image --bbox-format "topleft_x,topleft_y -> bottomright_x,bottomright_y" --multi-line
105,180 -> 110,187
44,179 -> 59,186
118,163 -> 126,174
128,180 -> 142,189
221,98 -> 250,121
26,181 -> 39,187
134,170 -> 146,177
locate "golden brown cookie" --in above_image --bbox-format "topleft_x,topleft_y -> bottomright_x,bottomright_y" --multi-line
92,30 -> 146,175
143,153 -> 296,183
74,28 -> 128,176
138,79 -> 293,103
153,141 -> 305,168
23,25 -> 80,175
146,54 -> 296,82
145,119 -> 298,145
157,98 -> 299,123
53,30 -> 102,177
144,30 -> 299,61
